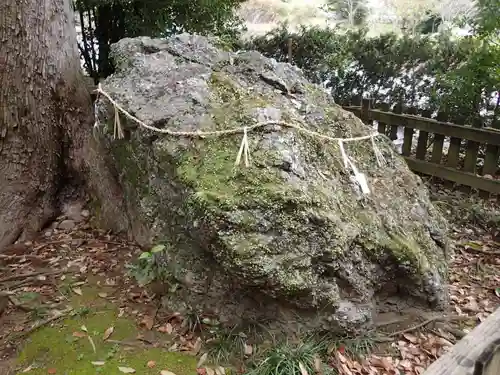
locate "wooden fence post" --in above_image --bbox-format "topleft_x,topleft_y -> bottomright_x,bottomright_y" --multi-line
415,109 -> 431,160
483,143 -> 500,178
461,117 -> 482,194
377,103 -> 390,136
430,111 -> 447,164
361,98 -> 372,126
463,117 -> 481,173
390,103 -> 402,141
287,37 -> 293,64
491,118 -> 500,130
446,116 -> 463,171
481,120 -> 499,198
401,107 -> 416,157
351,95 -> 362,107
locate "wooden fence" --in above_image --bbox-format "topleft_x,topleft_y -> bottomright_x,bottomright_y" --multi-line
343,99 -> 500,196
421,306 -> 500,375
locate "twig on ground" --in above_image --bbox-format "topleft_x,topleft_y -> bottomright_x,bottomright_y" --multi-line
434,322 -> 467,339
430,329 -> 457,344
7,295 -> 37,312
388,314 -> 473,337
32,238 -> 136,256
106,339 -> 148,347
463,246 -> 500,256
2,277 -> 56,291
10,308 -> 71,340
0,270 -> 65,284
375,318 -> 408,327
33,239 -> 77,252
0,254 -> 45,259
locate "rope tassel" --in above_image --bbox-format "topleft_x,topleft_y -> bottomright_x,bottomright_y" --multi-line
339,139 -> 371,195
235,126 -> 251,167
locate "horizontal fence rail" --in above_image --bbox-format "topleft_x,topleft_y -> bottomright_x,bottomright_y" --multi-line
343,99 -> 500,196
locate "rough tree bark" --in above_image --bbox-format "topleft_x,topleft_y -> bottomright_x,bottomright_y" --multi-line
0,0 -> 94,251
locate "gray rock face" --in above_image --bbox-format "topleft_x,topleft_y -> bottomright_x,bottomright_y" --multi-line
95,34 -> 450,334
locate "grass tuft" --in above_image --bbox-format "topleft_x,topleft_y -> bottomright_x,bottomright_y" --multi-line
310,330 -> 377,359
182,308 -> 205,333
245,339 -> 333,375
208,330 -> 248,363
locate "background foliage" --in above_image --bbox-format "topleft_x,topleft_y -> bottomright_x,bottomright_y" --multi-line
74,0 -> 499,128
244,0 -> 499,127
74,0 -> 246,81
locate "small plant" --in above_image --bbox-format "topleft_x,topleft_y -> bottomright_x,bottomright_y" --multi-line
245,339 -> 333,375
71,307 -> 91,318
182,308 -> 205,333
18,292 -> 40,304
30,306 -> 49,320
208,329 -> 248,363
311,330 -> 377,360
105,344 -> 119,360
326,335 -> 376,358
127,244 -> 168,286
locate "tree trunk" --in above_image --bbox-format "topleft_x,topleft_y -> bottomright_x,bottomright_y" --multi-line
0,0 -> 93,251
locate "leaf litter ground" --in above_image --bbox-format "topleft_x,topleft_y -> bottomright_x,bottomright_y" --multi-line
0,183 -> 498,375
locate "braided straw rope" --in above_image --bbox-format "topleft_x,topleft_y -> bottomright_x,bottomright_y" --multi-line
93,83 -> 386,194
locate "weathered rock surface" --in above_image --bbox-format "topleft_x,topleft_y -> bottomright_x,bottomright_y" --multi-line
95,34 -> 450,334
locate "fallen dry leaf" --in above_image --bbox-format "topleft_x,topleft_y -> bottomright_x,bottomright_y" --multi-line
146,360 -> 156,368
197,353 -> 208,368
193,337 -> 202,354
91,361 -> 105,366
21,365 -> 34,373
336,351 -> 348,364
80,325 -> 88,332
118,367 -> 136,373
47,369 -> 57,374
157,325 -> 170,333
72,288 -> 83,296
214,366 -> 225,375
103,326 -> 114,340
403,333 -> 418,344
313,355 -> 322,372
87,335 -> 97,353
160,371 -> 177,375
196,369 -> 207,375
98,292 -> 108,298
206,368 -> 215,375
140,316 -> 154,330
339,362 -> 353,375
244,344 -> 253,356
370,356 -> 394,371
298,362 -> 309,375
72,331 -> 86,338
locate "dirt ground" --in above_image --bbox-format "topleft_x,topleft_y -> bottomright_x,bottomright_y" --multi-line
0,183 -> 499,375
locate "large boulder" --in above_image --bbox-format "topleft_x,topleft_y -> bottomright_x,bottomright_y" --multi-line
94,34 -> 450,334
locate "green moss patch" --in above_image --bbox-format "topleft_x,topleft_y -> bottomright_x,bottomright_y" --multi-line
16,286 -> 197,375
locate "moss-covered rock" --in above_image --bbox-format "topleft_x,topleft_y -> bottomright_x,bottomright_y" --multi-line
94,34 -> 450,334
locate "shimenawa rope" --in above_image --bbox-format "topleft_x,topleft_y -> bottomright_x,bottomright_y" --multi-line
93,83 -> 386,194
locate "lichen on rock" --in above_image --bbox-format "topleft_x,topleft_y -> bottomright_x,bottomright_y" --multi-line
95,33 -> 450,334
